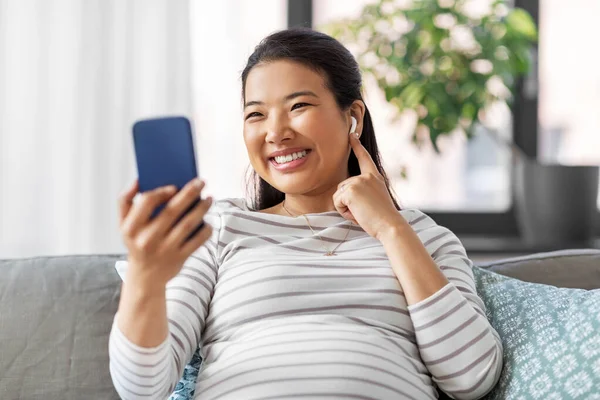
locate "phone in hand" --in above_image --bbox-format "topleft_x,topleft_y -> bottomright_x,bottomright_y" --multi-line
132,116 -> 204,238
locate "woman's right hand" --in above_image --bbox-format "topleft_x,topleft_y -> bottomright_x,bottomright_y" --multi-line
118,178 -> 213,291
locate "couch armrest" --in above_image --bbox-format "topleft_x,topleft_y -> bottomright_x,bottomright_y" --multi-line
475,249 -> 600,290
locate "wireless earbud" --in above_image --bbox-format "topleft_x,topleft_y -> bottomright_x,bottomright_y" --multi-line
350,116 -> 357,135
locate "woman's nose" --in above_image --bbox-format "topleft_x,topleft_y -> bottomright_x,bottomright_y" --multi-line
265,114 -> 293,143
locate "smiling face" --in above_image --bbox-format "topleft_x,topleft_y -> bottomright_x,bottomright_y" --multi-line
243,60 -> 353,197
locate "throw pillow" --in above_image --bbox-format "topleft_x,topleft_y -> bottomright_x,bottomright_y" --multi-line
473,266 -> 600,399
169,351 -> 202,400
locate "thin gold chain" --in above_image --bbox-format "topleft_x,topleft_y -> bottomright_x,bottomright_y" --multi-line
282,200 -> 351,256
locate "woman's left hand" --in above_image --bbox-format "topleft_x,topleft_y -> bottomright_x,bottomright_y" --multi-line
333,134 -> 406,241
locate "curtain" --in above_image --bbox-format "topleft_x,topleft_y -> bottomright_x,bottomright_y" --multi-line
0,0 -> 192,258
0,0 -> 286,258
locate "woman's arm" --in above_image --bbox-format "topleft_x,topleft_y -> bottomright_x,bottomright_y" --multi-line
332,136 -> 502,399
109,249 -> 219,399
109,192 -> 222,400
378,214 -> 449,306
380,210 -> 503,400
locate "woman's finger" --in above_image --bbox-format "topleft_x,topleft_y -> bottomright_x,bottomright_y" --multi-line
337,176 -> 360,192
334,192 -> 356,224
121,186 -> 177,237
333,181 -> 359,224
180,223 -> 214,255
154,179 -> 205,232
165,196 -> 213,247
349,134 -> 379,175
333,186 -> 349,215
118,180 -> 139,223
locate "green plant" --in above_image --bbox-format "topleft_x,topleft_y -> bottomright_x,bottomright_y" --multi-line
322,0 -> 537,152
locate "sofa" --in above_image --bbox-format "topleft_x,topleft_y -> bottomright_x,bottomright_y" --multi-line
1,250 -> 600,400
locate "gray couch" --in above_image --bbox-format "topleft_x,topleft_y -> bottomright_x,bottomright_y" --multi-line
1,250 -> 600,400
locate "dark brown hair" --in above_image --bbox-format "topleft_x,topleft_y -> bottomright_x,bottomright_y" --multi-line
241,27 -> 400,211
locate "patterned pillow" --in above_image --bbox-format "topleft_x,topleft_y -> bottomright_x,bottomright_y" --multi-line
473,266 -> 600,399
168,350 -> 202,400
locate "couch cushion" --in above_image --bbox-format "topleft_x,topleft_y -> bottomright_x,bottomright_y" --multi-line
0,255 -> 123,400
476,249 -> 600,290
2,250 -> 597,400
473,266 -> 600,400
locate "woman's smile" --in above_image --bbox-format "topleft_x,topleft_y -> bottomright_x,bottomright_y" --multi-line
269,149 -> 313,172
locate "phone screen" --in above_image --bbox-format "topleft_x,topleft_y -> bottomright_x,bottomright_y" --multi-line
133,116 -> 198,193
132,116 -> 204,235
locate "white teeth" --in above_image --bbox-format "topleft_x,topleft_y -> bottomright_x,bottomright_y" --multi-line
274,150 -> 308,164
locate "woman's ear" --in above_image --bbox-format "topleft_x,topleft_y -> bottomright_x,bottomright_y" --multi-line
348,100 -> 366,138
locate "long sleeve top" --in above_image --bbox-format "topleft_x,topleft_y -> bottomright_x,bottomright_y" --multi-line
109,198 -> 503,400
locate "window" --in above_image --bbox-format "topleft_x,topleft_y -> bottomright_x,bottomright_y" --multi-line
537,0 -> 600,208
313,0 -> 513,213
308,0 -> 600,239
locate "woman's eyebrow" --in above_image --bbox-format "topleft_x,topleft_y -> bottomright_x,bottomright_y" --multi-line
244,90 -> 319,109
283,90 -> 319,101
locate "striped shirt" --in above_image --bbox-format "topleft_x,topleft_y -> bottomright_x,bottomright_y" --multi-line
109,198 -> 503,400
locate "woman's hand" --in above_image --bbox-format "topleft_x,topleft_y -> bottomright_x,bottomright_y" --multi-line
118,178 -> 213,291
333,134 -> 405,241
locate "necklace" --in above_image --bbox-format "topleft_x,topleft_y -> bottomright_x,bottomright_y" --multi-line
281,200 -> 351,256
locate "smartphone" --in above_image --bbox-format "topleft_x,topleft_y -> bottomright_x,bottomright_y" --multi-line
132,116 -> 204,237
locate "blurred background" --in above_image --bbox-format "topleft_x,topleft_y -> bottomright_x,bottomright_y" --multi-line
1,0 -> 599,259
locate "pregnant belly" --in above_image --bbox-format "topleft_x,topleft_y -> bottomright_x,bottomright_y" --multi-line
195,327 -> 436,400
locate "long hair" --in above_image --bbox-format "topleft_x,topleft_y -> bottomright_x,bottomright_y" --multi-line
241,28 -> 400,211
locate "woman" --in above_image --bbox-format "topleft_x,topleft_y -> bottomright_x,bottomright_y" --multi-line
110,28 -> 503,400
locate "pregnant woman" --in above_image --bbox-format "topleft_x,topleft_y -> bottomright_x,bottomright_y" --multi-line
109,28 -> 503,400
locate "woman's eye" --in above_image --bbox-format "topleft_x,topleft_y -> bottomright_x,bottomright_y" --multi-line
291,103 -> 310,111
245,112 -> 262,120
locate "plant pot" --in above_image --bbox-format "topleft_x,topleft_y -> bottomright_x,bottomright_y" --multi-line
514,157 -> 599,245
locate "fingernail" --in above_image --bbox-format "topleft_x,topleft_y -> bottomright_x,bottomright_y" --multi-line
353,132 -> 360,139
194,179 -> 203,188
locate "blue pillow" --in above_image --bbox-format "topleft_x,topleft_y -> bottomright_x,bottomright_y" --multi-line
473,266 -> 600,399
169,350 -> 202,400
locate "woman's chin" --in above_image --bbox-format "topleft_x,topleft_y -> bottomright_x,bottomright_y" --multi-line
269,174 -> 314,194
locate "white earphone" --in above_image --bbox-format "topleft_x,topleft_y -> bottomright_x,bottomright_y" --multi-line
350,116 -> 357,135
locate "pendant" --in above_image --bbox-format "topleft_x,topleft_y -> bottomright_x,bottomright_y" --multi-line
325,251 -> 336,256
